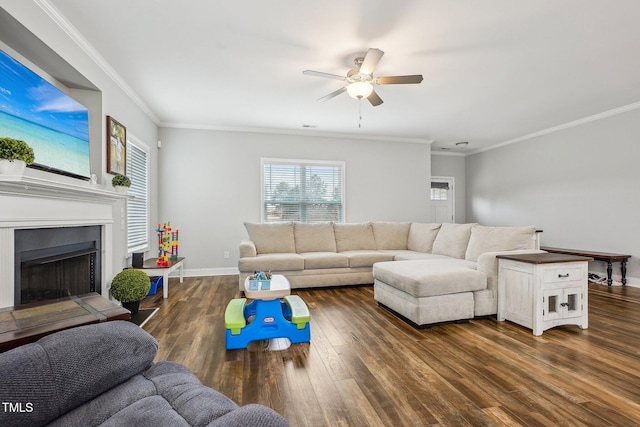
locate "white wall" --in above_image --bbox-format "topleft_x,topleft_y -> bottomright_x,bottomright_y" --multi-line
157,128 -> 432,274
466,107 -> 640,285
1,2 -> 159,275
431,153 -> 466,223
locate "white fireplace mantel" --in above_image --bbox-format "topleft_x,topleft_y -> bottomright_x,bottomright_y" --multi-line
0,175 -> 126,308
0,175 -> 131,203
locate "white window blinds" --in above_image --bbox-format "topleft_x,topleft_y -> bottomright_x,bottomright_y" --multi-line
126,138 -> 149,252
262,158 -> 345,223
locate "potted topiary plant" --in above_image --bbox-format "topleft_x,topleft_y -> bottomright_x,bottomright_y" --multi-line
111,173 -> 131,193
0,137 -> 35,176
109,269 -> 151,314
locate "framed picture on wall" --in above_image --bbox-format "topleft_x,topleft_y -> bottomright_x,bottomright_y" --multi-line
107,116 -> 126,174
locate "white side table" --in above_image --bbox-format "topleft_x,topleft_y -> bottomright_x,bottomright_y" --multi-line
497,253 -> 592,336
134,257 -> 185,299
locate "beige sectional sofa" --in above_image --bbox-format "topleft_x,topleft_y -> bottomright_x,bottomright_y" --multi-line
239,221 -> 542,326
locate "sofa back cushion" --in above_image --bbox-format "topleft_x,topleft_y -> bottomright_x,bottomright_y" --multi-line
407,223 -> 441,252
334,222 -> 376,252
294,222 -> 337,253
464,225 -> 537,261
244,222 -> 296,254
431,223 -> 476,259
0,321 -> 157,427
371,222 -> 411,250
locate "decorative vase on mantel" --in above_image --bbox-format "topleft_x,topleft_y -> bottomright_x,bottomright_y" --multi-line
0,159 -> 27,176
0,137 -> 35,177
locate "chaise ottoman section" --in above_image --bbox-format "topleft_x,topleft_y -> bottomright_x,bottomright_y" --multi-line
373,261 -> 487,327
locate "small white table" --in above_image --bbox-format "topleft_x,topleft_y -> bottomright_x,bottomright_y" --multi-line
497,253 -> 591,336
244,274 -> 290,301
135,257 -> 185,299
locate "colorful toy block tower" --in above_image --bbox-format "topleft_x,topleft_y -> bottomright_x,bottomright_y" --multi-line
155,221 -> 178,266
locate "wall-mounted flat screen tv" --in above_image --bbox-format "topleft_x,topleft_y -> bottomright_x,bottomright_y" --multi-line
0,48 -> 90,180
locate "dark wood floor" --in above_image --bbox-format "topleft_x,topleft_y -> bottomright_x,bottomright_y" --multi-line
141,277 -> 640,426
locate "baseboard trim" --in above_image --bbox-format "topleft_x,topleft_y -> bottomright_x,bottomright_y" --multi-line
178,267 -> 239,277
589,270 -> 640,288
625,277 -> 640,288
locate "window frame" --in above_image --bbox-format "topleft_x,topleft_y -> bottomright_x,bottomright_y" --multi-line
261,157 -> 346,224
125,135 -> 150,253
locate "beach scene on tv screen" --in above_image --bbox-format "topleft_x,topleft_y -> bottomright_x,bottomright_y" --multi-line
0,49 -> 90,178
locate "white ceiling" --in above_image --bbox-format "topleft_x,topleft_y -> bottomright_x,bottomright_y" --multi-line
48,0 -> 640,152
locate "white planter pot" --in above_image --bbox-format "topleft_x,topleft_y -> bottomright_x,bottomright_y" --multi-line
0,159 -> 26,176
114,186 -> 129,193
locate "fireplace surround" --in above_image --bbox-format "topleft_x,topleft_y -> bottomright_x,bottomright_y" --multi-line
0,175 -> 129,309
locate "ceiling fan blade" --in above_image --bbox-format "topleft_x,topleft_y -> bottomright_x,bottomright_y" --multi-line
303,70 -> 346,81
375,75 -> 424,85
317,87 -> 347,102
359,48 -> 384,75
367,89 -> 383,106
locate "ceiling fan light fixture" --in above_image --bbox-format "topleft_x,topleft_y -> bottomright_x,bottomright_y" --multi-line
347,81 -> 373,99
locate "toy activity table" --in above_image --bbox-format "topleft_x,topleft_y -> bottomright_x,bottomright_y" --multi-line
225,274 -> 310,350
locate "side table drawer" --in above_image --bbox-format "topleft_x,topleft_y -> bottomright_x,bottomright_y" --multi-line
542,267 -> 585,283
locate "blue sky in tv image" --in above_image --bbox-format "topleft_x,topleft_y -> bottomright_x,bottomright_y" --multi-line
0,49 -> 90,177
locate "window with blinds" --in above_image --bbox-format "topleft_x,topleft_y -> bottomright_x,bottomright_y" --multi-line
126,138 -> 150,252
262,158 -> 345,223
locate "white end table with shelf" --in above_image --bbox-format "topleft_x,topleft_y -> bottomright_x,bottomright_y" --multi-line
497,253 -> 592,336
134,257 -> 185,299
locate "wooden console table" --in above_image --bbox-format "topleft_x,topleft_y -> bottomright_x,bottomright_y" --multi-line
0,293 -> 130,352
541,247 -> 631,286
134,257 -> 185,298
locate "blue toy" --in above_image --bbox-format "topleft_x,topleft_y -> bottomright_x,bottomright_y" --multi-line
224,295 -> 310,350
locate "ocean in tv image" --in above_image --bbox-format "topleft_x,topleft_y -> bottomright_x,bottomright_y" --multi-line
0,49 -> 90,178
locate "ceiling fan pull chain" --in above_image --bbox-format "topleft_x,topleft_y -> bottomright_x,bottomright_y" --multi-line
358,98 -> 362,128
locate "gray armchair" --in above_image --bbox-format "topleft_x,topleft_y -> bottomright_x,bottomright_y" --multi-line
0,321 -> 289,427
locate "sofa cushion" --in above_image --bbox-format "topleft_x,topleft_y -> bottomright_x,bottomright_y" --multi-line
341,250 -> 394,268
431,223 -> 476,259
464,225 -> 537,261
294,222 -> 336,253
407,222 -> 441,252
334,222 -> 376,252
0,321 -> 158,427
238,253 -> 304,272
244,222 -> 296,254
300,252 -> 349,269
50,361 -> 289,427
371,221 -> 411,250
382,251 -> 457,261
373,261 -> 486,298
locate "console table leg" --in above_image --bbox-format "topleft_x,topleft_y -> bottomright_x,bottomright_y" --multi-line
606,261 -> 613,286
621,260 -> 628,285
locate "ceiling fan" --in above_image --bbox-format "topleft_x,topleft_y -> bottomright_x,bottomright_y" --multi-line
303,48 -> 423,107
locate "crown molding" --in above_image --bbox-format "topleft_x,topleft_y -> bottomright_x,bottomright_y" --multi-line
160,122 -> 434,145
468,101 -> 640,156
431,150 -> 466,157
35,0 -> 160,125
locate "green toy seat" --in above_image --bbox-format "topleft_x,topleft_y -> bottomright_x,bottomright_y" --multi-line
284,295 -> 310,329
224,298 -> 247,335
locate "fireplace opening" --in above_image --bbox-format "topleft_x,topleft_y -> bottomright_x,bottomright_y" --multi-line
14,226 -> 102,306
